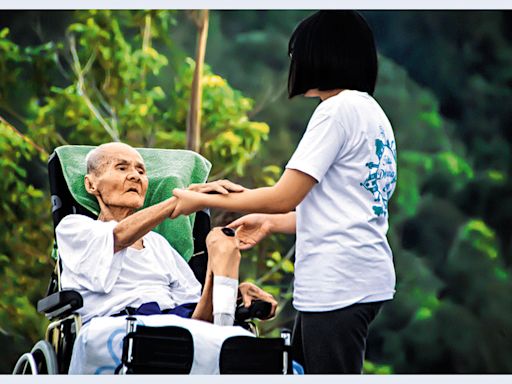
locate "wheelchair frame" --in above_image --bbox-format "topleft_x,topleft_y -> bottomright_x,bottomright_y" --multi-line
13,148 -> 293,375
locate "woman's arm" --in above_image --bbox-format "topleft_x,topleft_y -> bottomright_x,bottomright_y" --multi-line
266,212 -> 297,234
227,212 -> 296,250
171,169 -> 316,218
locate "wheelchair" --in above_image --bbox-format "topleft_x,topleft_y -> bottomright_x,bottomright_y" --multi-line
12,145 -> 294,375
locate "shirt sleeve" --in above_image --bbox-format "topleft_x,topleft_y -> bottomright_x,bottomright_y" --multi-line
151,233 -> 202,305
56,214 -> 123,294
286,104 -> 346,183
169,250 -> 202,305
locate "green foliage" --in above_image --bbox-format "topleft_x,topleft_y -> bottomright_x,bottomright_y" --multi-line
34,11 -> 175,147
370,58 -> 512,373
171,58 -> 270,178
376,217 -> 512,373
0,121 -> 52,372
363,360 -> 393,374
368,53 -> 512,373
29,10 -> 271,176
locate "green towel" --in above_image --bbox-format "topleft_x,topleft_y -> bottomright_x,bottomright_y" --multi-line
55,145 -> 212,261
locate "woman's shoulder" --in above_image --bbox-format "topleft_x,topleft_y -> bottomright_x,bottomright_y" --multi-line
318,90 -> 385,123
330,89 -> 373,107
314,90 -> 367,115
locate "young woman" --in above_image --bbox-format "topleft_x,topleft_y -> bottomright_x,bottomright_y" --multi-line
172,10 -> 397,373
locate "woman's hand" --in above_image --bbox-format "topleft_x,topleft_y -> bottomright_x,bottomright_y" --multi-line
171,180 -> 246,218
188,179 -> 246,194
238,282 -> 278,319
227,214 -> 274,250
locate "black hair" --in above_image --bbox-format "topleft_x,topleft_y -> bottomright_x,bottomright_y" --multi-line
288,10 -> 378,98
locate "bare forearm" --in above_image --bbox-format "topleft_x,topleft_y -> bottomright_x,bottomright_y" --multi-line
269,212 -> 296,234
203,187 -> 296,214
191,266 -> 214,322
113,197 -> 177,252
198,169 -> 316,214
171,169 -> 316,219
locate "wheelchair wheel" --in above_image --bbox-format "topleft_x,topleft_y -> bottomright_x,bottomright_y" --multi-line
12,340 -> 58,374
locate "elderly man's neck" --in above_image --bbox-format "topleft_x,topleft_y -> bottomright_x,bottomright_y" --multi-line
98,206 -> 135,222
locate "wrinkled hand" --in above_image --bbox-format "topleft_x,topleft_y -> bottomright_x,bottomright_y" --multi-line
171,188 -> 207,219
227,214 -> 273,250
238,282 -> 277,319
188,179 -> 245,194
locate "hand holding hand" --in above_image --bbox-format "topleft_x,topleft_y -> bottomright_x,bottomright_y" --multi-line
171,180 -> 246,219
188,179 -> 245,194
227,214 -> 273,250
171,188 -> 207,218
238,282 -> 277,319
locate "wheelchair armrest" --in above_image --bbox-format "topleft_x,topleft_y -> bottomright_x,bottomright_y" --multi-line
235,300 -> 272,322
37,290 -> 83,319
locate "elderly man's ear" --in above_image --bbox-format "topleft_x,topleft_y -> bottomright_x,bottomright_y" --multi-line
85,175 -> 100,196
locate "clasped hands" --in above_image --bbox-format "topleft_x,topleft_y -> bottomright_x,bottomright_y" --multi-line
172,180 -> 272,250
171,179 -> 241,218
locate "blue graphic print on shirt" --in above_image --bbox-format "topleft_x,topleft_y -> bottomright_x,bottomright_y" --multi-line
360,128 -> 397,216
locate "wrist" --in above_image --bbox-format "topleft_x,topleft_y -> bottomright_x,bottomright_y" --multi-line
268,213 -> 293,234
165,196 -> 178,216
265,214 -> 278,235
199,193 -> 210,210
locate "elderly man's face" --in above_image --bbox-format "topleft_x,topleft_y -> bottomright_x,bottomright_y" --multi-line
89,145 -> 149,210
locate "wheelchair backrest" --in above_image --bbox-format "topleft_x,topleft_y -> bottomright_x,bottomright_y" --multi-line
49,151 -> 96,231
47,146 -> 212,289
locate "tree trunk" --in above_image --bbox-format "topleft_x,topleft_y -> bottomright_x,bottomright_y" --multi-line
187,10 -> 209,153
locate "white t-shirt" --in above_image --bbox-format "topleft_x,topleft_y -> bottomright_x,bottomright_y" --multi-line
286,90 -> 397,312
56,214 -> 202,323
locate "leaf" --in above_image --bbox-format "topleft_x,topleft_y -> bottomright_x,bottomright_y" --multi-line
281,259 -> 294,274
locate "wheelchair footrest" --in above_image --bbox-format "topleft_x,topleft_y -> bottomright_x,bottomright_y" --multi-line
122,325 -> 194,374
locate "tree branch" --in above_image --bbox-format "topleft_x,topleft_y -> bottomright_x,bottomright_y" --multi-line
0,114 -> 48,156
68,34 -> 120,142
256,244 -> 295,285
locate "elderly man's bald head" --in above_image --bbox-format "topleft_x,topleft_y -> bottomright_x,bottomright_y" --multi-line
86,142 -> 143,175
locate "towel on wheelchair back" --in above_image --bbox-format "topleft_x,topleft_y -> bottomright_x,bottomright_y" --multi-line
69,314 -> 253,374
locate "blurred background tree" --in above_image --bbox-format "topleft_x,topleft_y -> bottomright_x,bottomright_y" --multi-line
0,10 -> 511,373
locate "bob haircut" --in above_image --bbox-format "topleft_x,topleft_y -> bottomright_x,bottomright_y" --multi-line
288,10 -> 378,98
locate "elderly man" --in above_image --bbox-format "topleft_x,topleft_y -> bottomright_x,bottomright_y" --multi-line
55,142 -> 276,326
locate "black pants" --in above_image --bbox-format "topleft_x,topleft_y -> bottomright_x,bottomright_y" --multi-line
292,301 -> 386,374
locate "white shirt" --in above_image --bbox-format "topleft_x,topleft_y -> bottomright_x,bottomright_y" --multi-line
286,90 -> 397,312
56,214 -> 202,323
